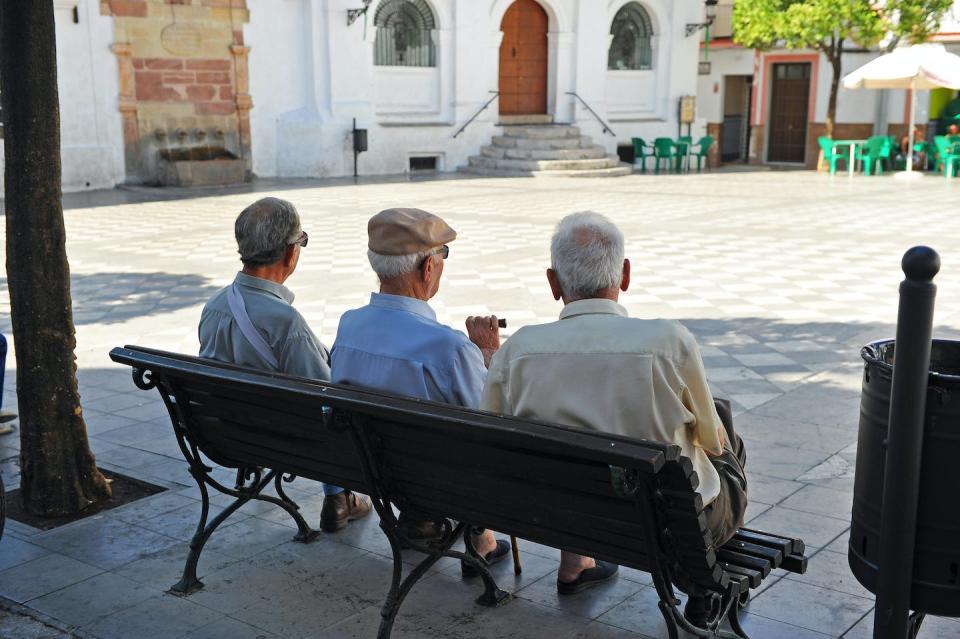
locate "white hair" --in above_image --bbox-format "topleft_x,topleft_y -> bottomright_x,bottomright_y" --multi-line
367,249 -> 432,281
550,211 -> 625,300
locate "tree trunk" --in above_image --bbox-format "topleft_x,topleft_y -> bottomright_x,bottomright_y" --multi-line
0,1 -> 111,516
825,46 -> 843,139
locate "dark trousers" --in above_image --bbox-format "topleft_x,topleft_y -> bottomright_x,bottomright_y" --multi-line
703,398 -> 748,547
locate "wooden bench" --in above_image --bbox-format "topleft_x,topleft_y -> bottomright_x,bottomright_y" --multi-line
110,345 -> 808,639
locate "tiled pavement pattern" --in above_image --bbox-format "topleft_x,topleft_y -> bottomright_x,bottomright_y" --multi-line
2,170 -> 960,638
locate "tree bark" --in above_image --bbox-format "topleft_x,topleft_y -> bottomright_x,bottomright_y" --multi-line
0,1 -> 111,516
825,42 -> 844,139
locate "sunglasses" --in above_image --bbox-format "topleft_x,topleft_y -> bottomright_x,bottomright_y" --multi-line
420,244 -> 449,269
291,231 -> 308,248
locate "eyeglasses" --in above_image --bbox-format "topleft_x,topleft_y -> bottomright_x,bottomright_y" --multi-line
291,231 -> 308,248
419,244 -> 449,269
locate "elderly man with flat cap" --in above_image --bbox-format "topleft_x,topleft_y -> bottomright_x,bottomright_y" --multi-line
200,196 -> 372,533
331,208 -> 510,574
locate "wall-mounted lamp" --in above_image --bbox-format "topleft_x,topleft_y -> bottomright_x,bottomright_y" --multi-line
347,0 -> 373,26
685,0 -> 718,37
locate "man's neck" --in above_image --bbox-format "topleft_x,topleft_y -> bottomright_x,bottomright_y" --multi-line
379,278 -> 429,301
562,288 -> 620,306
242,265 -> 287,286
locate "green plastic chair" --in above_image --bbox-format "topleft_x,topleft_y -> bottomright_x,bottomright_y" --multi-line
675,136 -> 693,172
933,136 -> 951,174
937,138 -> 960,178
691,136 -> 714,171
653,138 -> 676,173
856,136 -> 891,176
631,137 -> 653,172
817,136 -> 848,175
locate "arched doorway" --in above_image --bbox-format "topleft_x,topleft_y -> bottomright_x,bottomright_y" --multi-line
499,0 -> 548,115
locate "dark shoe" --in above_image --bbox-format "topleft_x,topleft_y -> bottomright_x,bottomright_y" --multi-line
683,593 -> 711,627
320,490 -> 372,532
0,411 -> 16,424
398,517 -> 444,549
556,561 -> 618,595
461,539 -> 511,578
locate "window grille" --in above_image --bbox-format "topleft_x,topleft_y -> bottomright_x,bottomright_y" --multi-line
608,3 -> 654,71
374,0 -> 437,67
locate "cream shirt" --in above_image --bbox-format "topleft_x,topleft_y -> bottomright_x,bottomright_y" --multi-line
481,298 -> 724,505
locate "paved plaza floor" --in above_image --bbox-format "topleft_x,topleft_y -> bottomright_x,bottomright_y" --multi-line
1,170 -> 960,638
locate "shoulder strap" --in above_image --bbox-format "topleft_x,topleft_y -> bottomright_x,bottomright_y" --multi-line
227,283 -> 280,369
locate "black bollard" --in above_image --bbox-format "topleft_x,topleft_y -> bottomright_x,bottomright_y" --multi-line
874,246 -> 940,639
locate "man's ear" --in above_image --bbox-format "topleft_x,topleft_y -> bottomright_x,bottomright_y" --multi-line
546,268 -> 563,301
620,258 -> 631,292
282,244 -> 297,268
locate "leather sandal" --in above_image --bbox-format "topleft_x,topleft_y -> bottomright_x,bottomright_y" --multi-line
556,560 -> 618,595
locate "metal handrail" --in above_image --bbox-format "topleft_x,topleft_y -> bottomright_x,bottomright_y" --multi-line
452,91 -> 499,139
566,92 -> 616,137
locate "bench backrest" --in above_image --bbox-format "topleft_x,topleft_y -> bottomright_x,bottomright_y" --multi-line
110,346 -> 723,590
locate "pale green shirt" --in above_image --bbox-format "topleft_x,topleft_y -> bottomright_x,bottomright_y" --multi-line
199,272 -> 331,380
481,298 -> 724,505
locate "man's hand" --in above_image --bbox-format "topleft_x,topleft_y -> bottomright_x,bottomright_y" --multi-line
466,315 -> 500,368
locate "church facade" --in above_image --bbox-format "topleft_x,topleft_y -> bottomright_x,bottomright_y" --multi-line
9,0 -> 709,190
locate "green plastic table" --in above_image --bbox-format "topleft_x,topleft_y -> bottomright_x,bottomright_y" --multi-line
831,139 -> 867,177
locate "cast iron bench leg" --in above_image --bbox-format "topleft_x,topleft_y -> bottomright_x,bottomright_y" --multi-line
170,467 -> 319,596
376,520 -> 511,639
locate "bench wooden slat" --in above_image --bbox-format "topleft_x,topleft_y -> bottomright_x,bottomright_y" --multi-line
723,539 -> 783,567
716,549 -> 772,578
736,528 -> 804,556
721,563 -> 763,588
781,553 -> 808,574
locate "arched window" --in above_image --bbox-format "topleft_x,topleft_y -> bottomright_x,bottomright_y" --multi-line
374,0 -> 437,67
608,3 -> 654,71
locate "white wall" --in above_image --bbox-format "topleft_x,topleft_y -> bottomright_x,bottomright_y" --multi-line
246,0 -> 705,178
0,1 -> 124,194
696,47 -> 755,123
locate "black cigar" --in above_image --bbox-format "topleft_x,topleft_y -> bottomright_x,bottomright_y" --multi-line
498,318 -> 508,329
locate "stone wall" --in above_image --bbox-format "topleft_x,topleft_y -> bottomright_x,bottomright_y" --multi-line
100,0 -> 251,184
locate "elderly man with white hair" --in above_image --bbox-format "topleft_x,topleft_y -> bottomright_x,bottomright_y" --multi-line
331,208 -> 511,575
199,197 -> 372,533
481,212 -> 747,618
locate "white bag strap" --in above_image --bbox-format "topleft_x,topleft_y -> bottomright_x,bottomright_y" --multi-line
227,283 -> 280,369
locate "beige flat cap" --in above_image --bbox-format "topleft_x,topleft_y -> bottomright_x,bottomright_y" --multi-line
368,208 -> 457,256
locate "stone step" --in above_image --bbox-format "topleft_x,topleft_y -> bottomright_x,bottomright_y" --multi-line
459,163 -> 633,178
497,114 -> 554,125
468,155 -> 621,172
481,145 -> 609,161
500,124 -> 581,139
491,135 -> 594,150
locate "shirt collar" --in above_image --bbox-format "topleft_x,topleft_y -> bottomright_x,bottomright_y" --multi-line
234,272 -> 295,304
369,292 -> 437,321
559,298 -> 629,320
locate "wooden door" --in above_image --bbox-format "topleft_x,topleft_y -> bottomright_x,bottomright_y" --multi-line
767,63 -> 811,163
499,0 -> 548,115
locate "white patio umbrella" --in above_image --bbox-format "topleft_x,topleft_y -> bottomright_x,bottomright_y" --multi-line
843,43 -> 960,175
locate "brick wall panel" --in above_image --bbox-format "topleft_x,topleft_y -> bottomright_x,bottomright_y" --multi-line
143,58 -> 183,70
186,59 -> 231,71
196,71 -> 231,84
195,101 -> 236,115
163,72 -> 195,84
186,85 -> 217,100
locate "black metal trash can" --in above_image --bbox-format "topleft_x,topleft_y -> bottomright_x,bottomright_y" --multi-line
850,339 -> 960,617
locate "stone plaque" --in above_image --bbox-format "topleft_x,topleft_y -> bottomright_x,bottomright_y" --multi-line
161,23 -> 202,56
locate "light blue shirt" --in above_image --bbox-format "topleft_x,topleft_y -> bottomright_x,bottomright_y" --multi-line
331,293 -> 487,408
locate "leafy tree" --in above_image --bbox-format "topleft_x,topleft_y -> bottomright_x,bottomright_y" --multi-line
733,0 -> 954,137
0,1 -> 112,515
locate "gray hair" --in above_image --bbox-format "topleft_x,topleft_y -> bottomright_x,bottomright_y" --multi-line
367,249 -> 431,281
550,211 -> 625,300
235,197 -> 302,267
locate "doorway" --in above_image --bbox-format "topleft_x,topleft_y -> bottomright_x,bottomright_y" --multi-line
767,62 -> 811,163
721,75 -> 753,162
499,0 -> 548,115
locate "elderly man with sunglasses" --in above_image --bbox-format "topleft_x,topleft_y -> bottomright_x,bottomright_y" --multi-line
331,208 -> 510,572
199,196 -> 372,532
